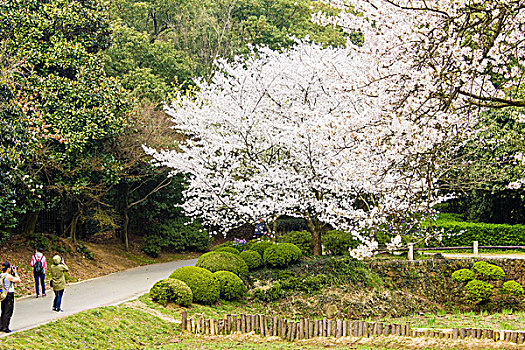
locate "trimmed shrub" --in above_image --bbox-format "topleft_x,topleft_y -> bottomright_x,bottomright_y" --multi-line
239,250 -> 262,270
196,251 -> 249,277
451,269 -> 475,283
502,281 -> 524,297
278,231 -> 312,255
322,230 -> 358,255
465,279 -> 493,303
214,271 -> 246,300
213,246 -> 240,254
473,261 -> 505,281
169,266 -> 220,305
263,243 -> 302,268
150,278 -> 193,306
249,241 -> 274,257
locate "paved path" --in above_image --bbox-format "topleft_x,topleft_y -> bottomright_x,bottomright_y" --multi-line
4,258 -> 197,334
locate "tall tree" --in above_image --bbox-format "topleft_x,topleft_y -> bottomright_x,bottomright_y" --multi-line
145,43 -> 460,256
0,0 -> 133,240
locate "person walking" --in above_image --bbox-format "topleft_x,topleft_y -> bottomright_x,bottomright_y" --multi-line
0,262 -> 21,333
49,255 -> 68,312
29,248 -> 47,298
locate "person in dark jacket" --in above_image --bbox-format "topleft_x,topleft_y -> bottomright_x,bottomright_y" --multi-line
49,255 -> 68,312
0,262 -> 21,333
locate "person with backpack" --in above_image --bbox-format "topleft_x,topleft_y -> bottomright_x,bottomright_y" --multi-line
0,262 -> 21,333
29,248 -> 47,298
49,255 -> 68,312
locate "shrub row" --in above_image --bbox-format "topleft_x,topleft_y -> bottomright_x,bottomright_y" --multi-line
426,219 -> 525,247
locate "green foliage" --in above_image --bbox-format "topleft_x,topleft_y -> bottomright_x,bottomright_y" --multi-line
213,271 -> 246,300
321,230 -> 359,255
502,281 -> 524,297
263,243 -> 302,268
473,261 -> 505,281
76,242 -> 94,260
196,251 -> 249,278
252,283 -> 285,302
30,234 -> 51,252
169,266 -> 219,305
451,269 -> 475,283
213,247 -> 240,255
141,235 -> 163,257
278,231 -> 312,255
149,278 -> 193,306
465,279 -> 493,303
0,0 -> 133,241
108,0 -> 348,91
327,257 -> 383,288
424,219 -> 525,246
239,250 -> 262,270
142,218 -> 210,257
278,272 -> 330,292
248,241 -> 275,257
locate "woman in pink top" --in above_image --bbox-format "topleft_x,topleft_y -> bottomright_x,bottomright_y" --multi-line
29,248 -> 47,298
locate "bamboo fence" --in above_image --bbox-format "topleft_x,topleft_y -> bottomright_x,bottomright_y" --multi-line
180,311 -> 525,344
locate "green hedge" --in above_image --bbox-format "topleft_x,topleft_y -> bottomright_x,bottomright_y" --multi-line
278,231 -> 312,255
149,279 -> 193,306
196,251 -> 249,278
263,243 -> 302,268
239,250 -> 262,270
426,220 -> 525,246
213,246 -> 240,254
214,271 -> 246,300
322,230 -> 359,255
249,241 -> 274,257
169,266 -> 220,305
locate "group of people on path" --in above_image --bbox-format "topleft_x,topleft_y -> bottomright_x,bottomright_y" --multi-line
0,249 -> 69,333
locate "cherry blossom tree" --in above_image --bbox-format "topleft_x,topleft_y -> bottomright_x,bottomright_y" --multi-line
147,0 -> 525,257
145,42 -> 464,256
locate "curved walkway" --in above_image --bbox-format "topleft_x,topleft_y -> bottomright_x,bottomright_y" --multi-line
4,258 -> 197,334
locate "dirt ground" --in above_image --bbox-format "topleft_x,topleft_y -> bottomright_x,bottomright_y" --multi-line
0,233 -> 199,297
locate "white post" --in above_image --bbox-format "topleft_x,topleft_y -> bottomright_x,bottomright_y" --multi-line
473,241 -> 479,257
408,243 -> 414,261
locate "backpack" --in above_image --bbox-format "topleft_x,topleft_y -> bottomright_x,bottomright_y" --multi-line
34,256 -> 44,274
0,274 -> 8,302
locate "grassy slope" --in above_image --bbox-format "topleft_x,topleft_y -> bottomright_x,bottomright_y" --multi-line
1,297 -> 525,349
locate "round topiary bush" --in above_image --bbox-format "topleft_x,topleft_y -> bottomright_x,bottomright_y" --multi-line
502,280 -> 524,297
213,246 -> 240,254
473,261 -> 505,280
169,266 -> 220,305
196,251 -> 249,278
150,278 -> 193,306
278,231 -> 312,255
239,250 -> 262,270
249,241 -> 274,258
213,271 -> 246,300
263,243 -> 302,268
465,279 -> 493,302
451,269 -> 475,283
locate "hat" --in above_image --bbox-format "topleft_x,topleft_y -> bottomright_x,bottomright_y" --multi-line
2,262 -> 10,272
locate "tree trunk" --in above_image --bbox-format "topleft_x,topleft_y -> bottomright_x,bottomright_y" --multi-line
69,209 -> 81,243
21,211 -> 40,236
305,216 -> 323,256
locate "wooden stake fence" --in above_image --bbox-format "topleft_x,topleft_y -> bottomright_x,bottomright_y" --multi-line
180,311 -> 525,344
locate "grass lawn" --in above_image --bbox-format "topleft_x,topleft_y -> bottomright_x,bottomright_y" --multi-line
1,297 -> 525,349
